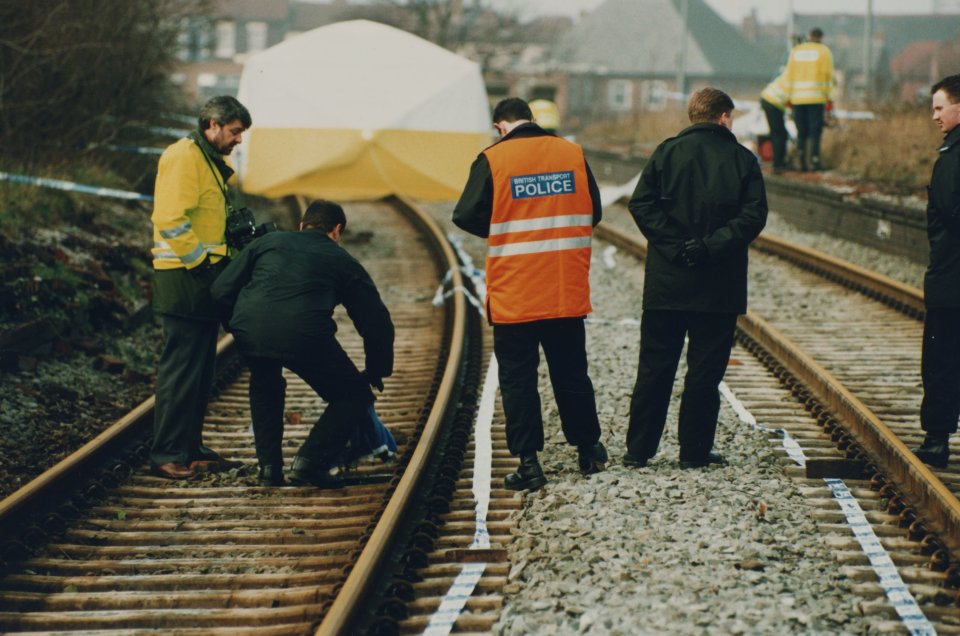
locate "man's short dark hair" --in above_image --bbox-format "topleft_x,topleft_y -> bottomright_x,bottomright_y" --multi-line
302,199 -> 346,233
199,96 -> 252,131
932,74 -> 960,103
687,87 -> 735,124
809,27 -> 823,39
492,97 -> 533,124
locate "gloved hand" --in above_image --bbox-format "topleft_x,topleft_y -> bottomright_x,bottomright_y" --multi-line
679,238 -> 707,267
361,370 -> 384,392
825,100 -> 833,112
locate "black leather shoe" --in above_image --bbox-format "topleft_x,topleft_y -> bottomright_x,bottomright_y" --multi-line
679,451 -> 728,469
288,456 -> 345,489
913,436 -> 949,468
622,452 -> 648,468
504,454 -> 547,491
577,442 -> 608,475
258,464 -> 286,486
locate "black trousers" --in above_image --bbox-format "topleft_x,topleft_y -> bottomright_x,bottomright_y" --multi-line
626,310 -> 738,461
761,98 -> 788,168
921,307 -> 960,437
793,103 -> 826,163
245,338 -> 374,468
151,314 -> 220,465
492,317 -> 601,456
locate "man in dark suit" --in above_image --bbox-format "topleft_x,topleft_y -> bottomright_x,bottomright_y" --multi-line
913,74 -> 960,468
211,200 -> 394,487
624,87 -> 768,469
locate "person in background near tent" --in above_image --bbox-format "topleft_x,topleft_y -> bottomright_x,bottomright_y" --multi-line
211,200 -> 394,487
529,99 -> 561,135
783,27 -> 835,171
623,88 -> 767,470
760,71 -> 791,173
149,96 -> 250,480
912,74 -> 960,468
452,97 -> 607,492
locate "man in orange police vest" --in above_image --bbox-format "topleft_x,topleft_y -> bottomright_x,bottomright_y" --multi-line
453,97 -> 607,491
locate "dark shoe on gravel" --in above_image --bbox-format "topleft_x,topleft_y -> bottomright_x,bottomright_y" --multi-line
504,454 -> 547,491
152,462 -> 195,480
913,436 -> 949,469
622,452 -> 648,468
257,464 -> 286,486
577,441 -> 608,475
679,451 -> 728,469
288,456 -> 345,489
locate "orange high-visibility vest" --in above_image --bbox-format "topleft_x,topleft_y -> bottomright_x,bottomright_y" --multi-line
483,135 -> 594,324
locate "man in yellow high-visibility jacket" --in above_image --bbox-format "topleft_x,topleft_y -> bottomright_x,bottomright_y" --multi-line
784,28 -> 835,171
150,96 -> 250,480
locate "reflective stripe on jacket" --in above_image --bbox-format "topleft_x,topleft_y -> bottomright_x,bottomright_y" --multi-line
760,72 -> 790,110
483,135 -> 593,323
151,137 -> 230,270
785,42 -> 835,104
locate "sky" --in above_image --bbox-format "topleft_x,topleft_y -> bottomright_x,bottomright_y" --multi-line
488,0 -> 947,24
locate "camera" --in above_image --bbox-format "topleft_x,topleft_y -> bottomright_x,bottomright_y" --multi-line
225,206 -> 277,250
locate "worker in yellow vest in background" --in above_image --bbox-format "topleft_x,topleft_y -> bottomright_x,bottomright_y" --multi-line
784,27 -> 835,171
760,71 -> 791,172
529,99 -> 561,135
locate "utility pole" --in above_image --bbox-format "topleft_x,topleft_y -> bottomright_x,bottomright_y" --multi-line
786,0 -> 795,52
863,0 -> 874,103
675,0 -> 689,102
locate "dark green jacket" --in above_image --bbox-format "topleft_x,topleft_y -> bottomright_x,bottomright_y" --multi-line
209,229 -> 394,378
925,125 -> 960,308
628,123 -> 768,314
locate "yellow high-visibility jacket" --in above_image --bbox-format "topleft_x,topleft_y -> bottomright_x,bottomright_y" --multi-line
785,42 -> 835,105
151,137 -> 231,270
760,72 -> 790,111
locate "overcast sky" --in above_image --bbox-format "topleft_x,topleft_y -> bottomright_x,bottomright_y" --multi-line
488,0 -> 948,24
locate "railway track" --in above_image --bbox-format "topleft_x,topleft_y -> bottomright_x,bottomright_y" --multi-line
597,210 -> 960,632
0,196 -> 512,634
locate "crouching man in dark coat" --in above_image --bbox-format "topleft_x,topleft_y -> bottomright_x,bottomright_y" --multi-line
623,88 -> 768,470
211,200 -> 394,487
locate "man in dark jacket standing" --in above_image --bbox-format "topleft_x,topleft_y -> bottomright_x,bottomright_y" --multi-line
210,200 -> 394,487
912,74 -> 960,468
624,87 -> 768,469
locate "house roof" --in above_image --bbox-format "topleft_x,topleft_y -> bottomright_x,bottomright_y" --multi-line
794,14 -> 960,65
552,0 -> 772,79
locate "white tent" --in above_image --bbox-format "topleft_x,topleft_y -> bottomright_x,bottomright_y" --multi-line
235,20 -> 492,201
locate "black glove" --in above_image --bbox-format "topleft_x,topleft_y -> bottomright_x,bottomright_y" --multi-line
361,370 -> 384,392
679,238 -> 707,267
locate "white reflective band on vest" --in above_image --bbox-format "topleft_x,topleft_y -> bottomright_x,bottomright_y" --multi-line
489,214 -> 592,236
488,235 -> 591,257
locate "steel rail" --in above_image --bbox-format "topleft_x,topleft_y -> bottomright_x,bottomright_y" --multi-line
316,194 -> 468,634
753,233 -> 925,317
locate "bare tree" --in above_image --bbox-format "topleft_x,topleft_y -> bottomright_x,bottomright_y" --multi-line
0,0 -> 210,155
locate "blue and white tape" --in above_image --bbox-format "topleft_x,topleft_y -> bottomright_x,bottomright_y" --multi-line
0,172 -> 153,202
720,381 -> 936,635
424,234 -> 499,635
